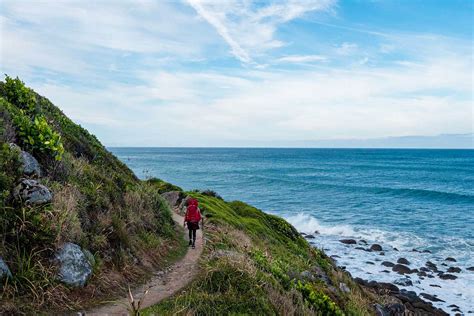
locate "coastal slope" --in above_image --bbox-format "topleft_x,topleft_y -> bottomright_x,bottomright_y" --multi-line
0,77 -> 447,315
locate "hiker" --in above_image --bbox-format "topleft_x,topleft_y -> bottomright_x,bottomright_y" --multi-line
184,198 -> 202,249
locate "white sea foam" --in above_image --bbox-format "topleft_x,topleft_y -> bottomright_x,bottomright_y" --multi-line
284,212 -> 474,314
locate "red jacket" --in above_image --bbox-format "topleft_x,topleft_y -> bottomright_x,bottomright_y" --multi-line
185,204 -> 202,222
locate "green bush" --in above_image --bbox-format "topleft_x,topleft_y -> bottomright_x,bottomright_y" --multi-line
1,76 -> 64,161
295,281 -> 344,315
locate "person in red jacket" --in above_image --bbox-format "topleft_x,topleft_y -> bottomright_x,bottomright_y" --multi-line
184,198 -> 202,249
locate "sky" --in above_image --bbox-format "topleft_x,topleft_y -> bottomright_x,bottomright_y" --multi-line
0,0 -> 473,147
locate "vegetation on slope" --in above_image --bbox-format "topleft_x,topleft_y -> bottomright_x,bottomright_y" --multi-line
146,190 -> 377,315
0,76 -> 185,314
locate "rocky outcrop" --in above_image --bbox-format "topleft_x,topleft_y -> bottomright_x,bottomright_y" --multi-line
397,258 -> 410,265
359,279 -> 448,316
14,179 -> 52,205
56,243 -> 92,287
0,257 -> 12,281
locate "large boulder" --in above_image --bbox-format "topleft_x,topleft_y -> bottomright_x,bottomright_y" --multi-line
20,151 -> 41,177
8,143 -> 41,177
161,191 -> 183,209
0,257 -> 12,281
56,243 -> 92,287
14,179 -> 52,205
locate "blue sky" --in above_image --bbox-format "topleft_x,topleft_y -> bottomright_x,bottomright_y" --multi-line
0,0 -> 472,147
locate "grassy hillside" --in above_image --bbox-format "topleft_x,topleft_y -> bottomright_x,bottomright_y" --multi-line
0,76 -> 185,314
146,190 -> 376,315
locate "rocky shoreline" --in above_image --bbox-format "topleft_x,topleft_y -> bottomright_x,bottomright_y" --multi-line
301,233 -> 473,315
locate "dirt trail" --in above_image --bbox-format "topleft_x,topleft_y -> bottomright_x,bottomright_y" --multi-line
83,212 -> 203,315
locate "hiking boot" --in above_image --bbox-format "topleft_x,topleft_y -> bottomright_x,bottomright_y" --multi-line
192,244 -> 195,249
188,240 -> 192,246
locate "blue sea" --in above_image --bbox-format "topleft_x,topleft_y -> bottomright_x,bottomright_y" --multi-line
110,148 -> 474,313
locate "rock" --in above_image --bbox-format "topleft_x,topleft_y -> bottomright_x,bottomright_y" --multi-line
430,284 -> 442,288
422,249 -> 432,253
418,271 -> 427,277
412,248 -> 420,252
305,234 -> 315,239
426,261 -> 438,272
381,270 -> 390,273
355,246 -> 366,250
370,244 -> 383,251
445,257 -> 457,262
14,179 -> 52,205
300,270 -> 315,282
339,239 -> 357,245
467,266 -> 474,271
311,265 -> 332,285
161,191 -> 183,209
439,273 -> 457,280
299,232 -> 307,236
56,243 -> 92,287
0,257 -> 12,281
381,261 -> 395,267
365,261 -> 375,265
393,247 -> 399,251
447,267 -> 461,273
386,303 -> 405,315
420,267 -> 430,272
330,255 -> 340,259
366,280 -> 399,293
420,293 -> 445,302
374,303 -> 389,316
339,282 -> 350,293
359,239 -> 368,245
314,230 -> 320,235
392,264 -> 412,274
397,258 -> 410,265
379,252 -> 385,255
20,151 -> 41,177
394,277 -> 413,286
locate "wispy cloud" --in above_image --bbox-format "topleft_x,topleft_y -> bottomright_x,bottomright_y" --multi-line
186,0 -> 335,64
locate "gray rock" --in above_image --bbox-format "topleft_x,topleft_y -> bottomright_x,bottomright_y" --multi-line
56,243 -> 92,287
14,179 -> 52,205
161,191 -> 183,209
339,282 -> 350,293
374,303 -> 389,316
305,234 -> 315,239
445,257 -> 457,262
381,261 -> 395,267
300,270 -> 316,282
467,266 -> 474,271
0,257 -> 12,281
370,244 -> 383,251
394,277 -> 413,286
20,151 -> 41,177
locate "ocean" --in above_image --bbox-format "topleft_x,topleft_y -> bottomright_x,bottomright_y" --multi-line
110,147 -> 474,313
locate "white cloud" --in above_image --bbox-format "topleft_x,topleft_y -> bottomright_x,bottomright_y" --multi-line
186,0 -> 335,63
336,42 -> 358,55
276,55 -> 328,63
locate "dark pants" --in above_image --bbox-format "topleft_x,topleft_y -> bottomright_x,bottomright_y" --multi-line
188,229 -> 196,244
187,221 -> 199,245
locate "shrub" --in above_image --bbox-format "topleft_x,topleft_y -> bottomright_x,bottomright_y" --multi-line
1,76 -> 64,161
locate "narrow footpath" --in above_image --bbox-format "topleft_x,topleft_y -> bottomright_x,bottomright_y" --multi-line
83,211 -> 203,315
